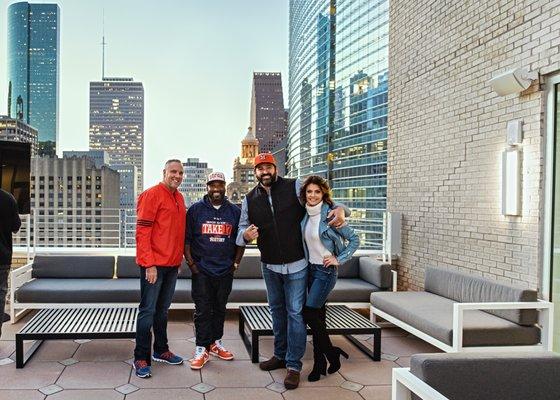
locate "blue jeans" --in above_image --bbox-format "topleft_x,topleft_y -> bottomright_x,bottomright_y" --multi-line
306,263 -> 338,309
261,265 -> 308,372
134,266 -> 178,363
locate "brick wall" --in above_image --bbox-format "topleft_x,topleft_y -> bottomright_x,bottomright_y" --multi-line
388,0 -> 560,291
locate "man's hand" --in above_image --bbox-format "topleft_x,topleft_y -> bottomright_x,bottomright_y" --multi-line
327,207 -> 346,228
145,266 -> 157,284
323,255 -> 339,267
189,263 -> 200,275
243,224 -> 259,242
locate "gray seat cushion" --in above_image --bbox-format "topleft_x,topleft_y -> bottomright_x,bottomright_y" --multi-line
336,257 -> 359,278
410,352 -> 560,400
234,258 -> 263,278
32,255 -> 115,279
425,266 -> 538,325
229,279 -> 268,302
17,278 -> 192,303
116,256 -> 190,278
328,279 -> 382,303
371,291 -> 540,346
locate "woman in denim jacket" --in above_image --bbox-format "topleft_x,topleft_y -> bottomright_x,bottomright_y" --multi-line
300,175 -> 360,382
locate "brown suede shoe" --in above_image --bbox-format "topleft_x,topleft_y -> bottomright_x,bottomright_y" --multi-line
259,356 -> 286,371
284,369 -> 300,390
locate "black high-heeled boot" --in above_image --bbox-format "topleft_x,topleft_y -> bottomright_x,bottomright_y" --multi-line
308,333 -> 327,382
326,346 -> 349,374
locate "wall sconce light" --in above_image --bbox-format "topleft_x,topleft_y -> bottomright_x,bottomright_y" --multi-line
501,120 -> 523,216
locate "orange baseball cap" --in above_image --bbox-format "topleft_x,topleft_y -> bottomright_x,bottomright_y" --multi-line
254,153 -> 277,168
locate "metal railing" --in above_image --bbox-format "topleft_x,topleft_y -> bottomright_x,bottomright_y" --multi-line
13,208 -> 400,259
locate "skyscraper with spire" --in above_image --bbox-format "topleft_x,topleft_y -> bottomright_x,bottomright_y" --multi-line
89,25 -> 145,195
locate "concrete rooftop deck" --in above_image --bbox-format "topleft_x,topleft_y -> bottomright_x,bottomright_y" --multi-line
0,310 -> 440,400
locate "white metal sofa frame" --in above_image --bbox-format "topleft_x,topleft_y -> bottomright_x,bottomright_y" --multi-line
11,261 -> 396,323
392,368 -> 450,400
371,300 -> 554,353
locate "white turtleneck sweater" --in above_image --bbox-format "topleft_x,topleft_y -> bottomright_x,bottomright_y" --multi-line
304,202 -> 332,264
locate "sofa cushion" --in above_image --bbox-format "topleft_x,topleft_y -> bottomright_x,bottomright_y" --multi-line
16,278 -> 192,303
116,256 -> 190,278
410,352 -> 560,400
371,291 -> 540,346
234,257 -> 263,278
359,257 -> 392,289
336,257 -> 359,278
229,279 -> 268,302
327,279 -> 382,303
31,255 -> 115,279
424,267 -> 538,326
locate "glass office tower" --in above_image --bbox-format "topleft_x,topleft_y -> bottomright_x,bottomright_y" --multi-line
288,0 -> 389,249
7,2 -> 60,157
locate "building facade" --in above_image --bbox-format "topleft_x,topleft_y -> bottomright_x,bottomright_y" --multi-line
178,158 -> 213,207
7,2 -> 60,157
387,0 -> 560,349
288,0 -> 389,249
62,150 -> 110,169
250,72 -> 287,153
23,156 -> 120,247
227,127 -> 259,204
0,115 -> 38,155
89,77 -> 144,192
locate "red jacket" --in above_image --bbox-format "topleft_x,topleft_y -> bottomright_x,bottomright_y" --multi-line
136,183 -> 186,267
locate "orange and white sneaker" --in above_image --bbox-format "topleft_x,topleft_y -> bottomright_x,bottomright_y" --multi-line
209,339 -> 234,360
190,346 -> 210,370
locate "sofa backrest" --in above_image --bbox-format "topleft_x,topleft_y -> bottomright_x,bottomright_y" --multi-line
32,255 -> 115,279
424,266 -> 538,326
116,256 -> 190,278
337,257 -> 359,278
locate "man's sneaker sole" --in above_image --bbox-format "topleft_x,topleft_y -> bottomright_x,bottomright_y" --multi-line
151,356 -> 184,365
209,350 -> 234,360
190,357 -> 209,370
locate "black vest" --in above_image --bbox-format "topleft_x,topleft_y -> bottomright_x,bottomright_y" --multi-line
246,177 -> 306,264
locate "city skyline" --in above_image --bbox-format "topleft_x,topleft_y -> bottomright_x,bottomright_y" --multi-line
0,0 -> 288,187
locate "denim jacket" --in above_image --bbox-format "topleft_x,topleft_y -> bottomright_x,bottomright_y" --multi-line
300,203 -> 360,265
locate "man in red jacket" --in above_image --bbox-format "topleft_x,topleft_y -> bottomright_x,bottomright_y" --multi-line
133,159 -> 186,378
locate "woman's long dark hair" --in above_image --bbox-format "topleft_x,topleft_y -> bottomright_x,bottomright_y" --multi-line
299,175 -> 334,207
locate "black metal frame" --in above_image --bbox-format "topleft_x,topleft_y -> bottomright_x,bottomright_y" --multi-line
15,308 -> 137,368
239,305 -> 381,363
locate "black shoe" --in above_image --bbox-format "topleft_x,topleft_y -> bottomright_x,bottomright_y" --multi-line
259,356 -> 286,371
326,346 -> 349,374
307,355 -> 327,382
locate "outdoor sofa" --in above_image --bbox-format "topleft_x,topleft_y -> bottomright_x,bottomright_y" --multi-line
392,351 -> 560,400
370,266 -> 553,352
10,253 -> 396,322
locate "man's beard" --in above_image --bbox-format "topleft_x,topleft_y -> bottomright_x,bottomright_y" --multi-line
209,191 -> 225,202
257,172 -> 276,187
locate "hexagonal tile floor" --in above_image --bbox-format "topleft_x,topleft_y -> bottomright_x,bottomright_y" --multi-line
0,310 -> 440,399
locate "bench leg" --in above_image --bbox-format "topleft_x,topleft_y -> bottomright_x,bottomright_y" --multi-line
16,336 -> 44,368
344,330 -> 381,362
251,333 -> 260,363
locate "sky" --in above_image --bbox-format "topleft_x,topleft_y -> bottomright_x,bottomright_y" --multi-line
0,0 -> 289,187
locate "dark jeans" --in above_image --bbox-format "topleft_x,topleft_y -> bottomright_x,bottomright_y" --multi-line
191,270 -> 234,347
0,265 -> 9,338
134,266 -> 178,363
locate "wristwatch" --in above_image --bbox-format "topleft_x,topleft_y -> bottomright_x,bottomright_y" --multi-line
233,262 -> 239,270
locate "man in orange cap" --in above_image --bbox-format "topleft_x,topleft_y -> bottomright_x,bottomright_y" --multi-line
236,153 -> 348,390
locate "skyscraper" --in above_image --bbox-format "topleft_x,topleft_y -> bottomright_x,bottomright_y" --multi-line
288,0 -> 389,249
62,150 -> 110,169
7,2 -> 60,157
178,158 -> 213,207
89,77 -> 145,192
250,73 -> 287,153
